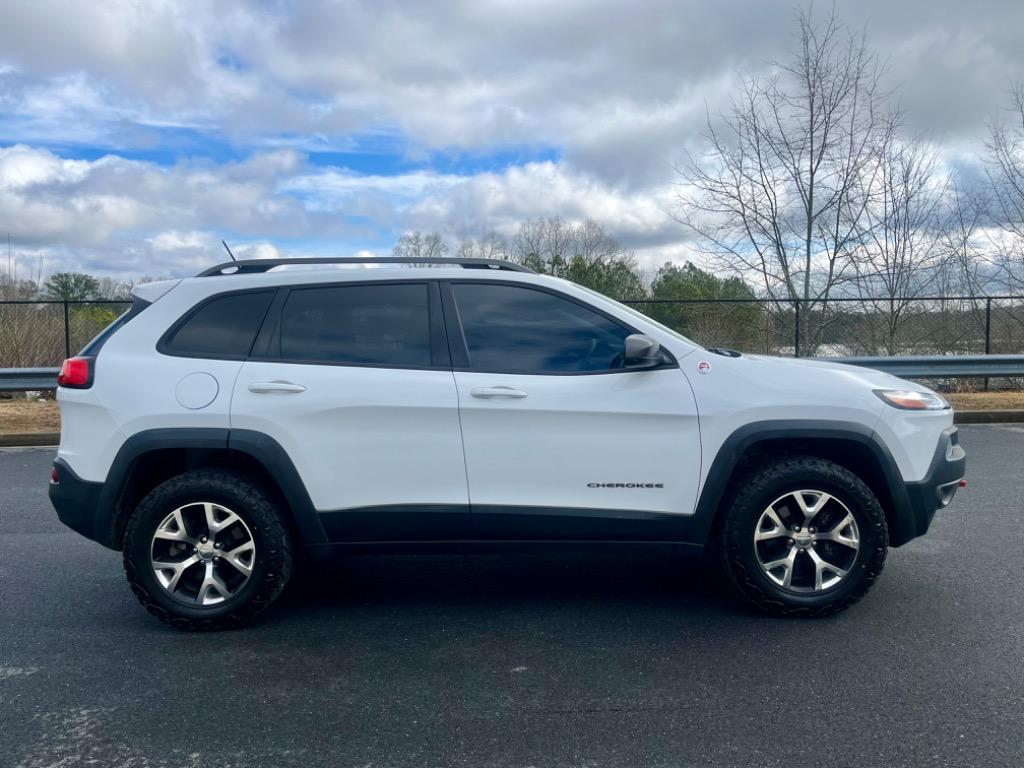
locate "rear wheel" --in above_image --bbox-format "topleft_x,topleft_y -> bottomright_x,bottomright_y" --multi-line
123,470 -> 293,630
718,456 -> 887,617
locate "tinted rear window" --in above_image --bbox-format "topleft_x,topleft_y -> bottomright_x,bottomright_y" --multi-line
279,283 -> 431,367
163,290 -> 274,359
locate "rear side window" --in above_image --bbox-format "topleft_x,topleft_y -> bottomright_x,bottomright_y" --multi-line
278,283 -> 431,367
163,290 -> 274,359
452,283 -> 632,373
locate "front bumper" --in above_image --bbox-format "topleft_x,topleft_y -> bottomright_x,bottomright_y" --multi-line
900,426 -> 966,542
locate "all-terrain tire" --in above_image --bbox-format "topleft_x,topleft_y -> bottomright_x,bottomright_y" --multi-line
123,469 -> 293,630
718,455 -> 887,617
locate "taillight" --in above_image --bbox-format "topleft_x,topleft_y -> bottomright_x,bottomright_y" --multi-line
57,357 -> 92,388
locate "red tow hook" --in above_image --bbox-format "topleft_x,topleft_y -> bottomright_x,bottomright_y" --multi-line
959,479 -> 968,488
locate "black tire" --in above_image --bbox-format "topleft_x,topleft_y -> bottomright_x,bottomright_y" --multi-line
718,455 -> 887,617
123,469 -> 293,630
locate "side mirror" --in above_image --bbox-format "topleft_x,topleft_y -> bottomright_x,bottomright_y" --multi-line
623,334 -> 662,368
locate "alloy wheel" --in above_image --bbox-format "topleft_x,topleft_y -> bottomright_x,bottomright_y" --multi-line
753,489 -> 860,593
150,502 -> 256,606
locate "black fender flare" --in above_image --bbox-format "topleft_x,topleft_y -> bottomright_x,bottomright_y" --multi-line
684,420 -> 915,547
101,427 -> 326,547
228,429 -> 326,544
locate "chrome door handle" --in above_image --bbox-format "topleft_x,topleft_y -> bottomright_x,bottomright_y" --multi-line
248,381 -> 306,394
470,386 -> 528,399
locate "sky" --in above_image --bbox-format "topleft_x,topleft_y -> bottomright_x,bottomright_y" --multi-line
1,0 -> 1023,280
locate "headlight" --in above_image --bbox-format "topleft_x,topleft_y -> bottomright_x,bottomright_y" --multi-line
874,389 -> 950,410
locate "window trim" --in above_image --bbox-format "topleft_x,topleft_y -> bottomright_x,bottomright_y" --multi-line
252,279 -> 451,371
442,279 -> 678,376
156,287 -> 277,361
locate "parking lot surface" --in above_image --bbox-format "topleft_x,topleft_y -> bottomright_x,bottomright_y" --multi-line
1,425 -> 1022,768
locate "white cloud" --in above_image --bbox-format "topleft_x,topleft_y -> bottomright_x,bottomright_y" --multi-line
0,144 -> 91,189
0,145 -> 331,247
148,230 -> 214,252
1,1 -> 1018,158
281,169 -> 465,213
0,0 -> 1021,277
0,139 -> 703,275
399,161 -> 675,240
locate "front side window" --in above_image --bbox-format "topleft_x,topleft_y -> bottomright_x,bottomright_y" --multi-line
163,290 -> 274,359
452,283 -> 632,373
279,283 -> 431,367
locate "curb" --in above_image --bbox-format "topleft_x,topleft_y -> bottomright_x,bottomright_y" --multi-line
0,432 -> 60,447
0,411 -> 1021,448
953,410 -> 1024,424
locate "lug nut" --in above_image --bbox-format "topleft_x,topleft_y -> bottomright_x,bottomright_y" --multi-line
201,536 -> 208,543
794,526 -> 801,532
809,527 -> 815,533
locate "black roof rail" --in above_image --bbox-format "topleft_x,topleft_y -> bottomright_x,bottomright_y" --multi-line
196,257 -> 534,277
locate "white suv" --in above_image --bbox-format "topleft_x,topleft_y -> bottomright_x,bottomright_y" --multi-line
48,257 -> 966,629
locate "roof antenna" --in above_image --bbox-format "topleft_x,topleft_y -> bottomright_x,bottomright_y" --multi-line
221,240 -> 238,262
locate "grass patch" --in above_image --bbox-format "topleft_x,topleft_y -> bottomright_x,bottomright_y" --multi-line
0,398 -> 60,433
944,391 -> 1024,410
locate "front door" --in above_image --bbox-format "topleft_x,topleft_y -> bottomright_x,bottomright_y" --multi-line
445,281 -> 701,540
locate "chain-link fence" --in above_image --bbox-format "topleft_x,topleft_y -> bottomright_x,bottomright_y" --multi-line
623,296 -> 1024,358
2,295 -> 1024,368
0,300 -> 130,368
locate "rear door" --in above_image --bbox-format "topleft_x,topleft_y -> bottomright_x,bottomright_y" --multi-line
230,280 -> 470,541
444,281 -> 701,540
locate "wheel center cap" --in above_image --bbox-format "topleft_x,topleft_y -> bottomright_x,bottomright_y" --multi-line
197,541 -> 216,561
794,531 -> 813,548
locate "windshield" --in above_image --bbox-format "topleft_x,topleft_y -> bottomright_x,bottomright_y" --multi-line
573,285 -> 704,349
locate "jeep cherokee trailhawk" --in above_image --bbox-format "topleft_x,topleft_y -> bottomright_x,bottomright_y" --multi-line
48,257 -> 967,629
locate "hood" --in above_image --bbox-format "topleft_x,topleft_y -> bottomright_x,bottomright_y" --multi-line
740,353 -> 932,392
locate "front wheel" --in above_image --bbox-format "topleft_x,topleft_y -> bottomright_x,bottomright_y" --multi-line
718,456 -> 887,617
123,470 -> 293,630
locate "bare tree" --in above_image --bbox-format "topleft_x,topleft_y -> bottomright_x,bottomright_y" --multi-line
95,276 -> 133,300
985,85 -> 1024,289
391,231 -> 448,260
675,6 -> 898,353
851,139 -> 949,353
510,218 -> 625,269
456,232 -> 510,260
512,218 -> 577,272
937,182 -> 1000,354
502,217 -> 646,298
939,182 -> 988,297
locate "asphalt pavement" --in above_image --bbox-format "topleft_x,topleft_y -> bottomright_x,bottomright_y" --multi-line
1,426 -> 1022,767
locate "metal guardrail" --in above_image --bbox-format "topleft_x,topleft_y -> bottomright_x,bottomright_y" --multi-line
1,368 -> 59,391
2,355 -> 1023,393
830,355 -> 1024,379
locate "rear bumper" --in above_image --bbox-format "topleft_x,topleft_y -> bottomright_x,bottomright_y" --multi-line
48,458 -> 114,549
899,426 -> 966,543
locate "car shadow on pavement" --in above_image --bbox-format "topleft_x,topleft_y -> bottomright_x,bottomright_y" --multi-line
269,548 -> 742,620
